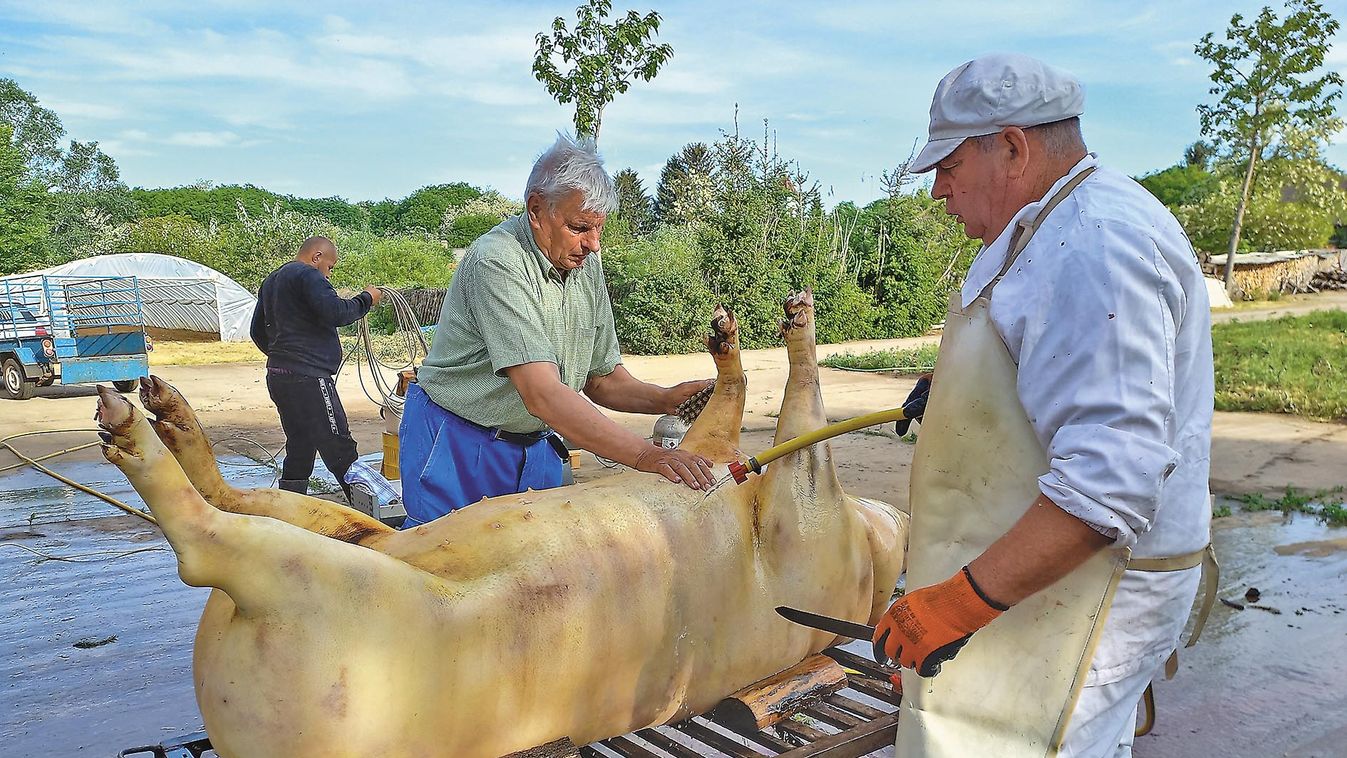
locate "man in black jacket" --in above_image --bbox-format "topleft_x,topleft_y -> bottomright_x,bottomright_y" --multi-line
250,236 -> 382,496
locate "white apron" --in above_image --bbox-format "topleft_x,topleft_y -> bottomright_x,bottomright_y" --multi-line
896,168 -> 1131,757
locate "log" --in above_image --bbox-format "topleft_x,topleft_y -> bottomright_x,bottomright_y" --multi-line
503,738 -> 580,758
710,654 -> 848,732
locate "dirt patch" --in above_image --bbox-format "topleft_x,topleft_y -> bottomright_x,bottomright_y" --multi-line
1273,536 -> 1347,558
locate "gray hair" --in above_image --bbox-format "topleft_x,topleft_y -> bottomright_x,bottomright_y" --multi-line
973,117 -> 1086,155
524,132 -> 618,214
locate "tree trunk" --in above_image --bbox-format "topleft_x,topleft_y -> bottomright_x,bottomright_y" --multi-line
1224,140 -> 1259,297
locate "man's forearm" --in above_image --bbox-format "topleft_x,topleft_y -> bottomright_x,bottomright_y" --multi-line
966,494 -> 1112,607
585,366 -> 669,414
527,382 -> 652,466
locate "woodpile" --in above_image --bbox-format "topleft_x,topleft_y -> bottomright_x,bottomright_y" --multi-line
1203,250 -> 1337,300
398,287 -> 448,325
1312,267 -> 1347,291
1229,257 -> 1319,299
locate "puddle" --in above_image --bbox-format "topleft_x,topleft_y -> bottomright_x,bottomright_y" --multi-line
0,516 -> 208,755
1135,500 -> 1347,756
1273,537 -> 1347,558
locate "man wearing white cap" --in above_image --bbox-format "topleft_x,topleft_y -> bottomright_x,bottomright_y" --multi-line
872,53 -> 1215,757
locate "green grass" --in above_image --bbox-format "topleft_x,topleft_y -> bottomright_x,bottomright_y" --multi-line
819,344 -> 939,374
817,310 -> 1347,422
1212,310 -> 1347,421
1237,485 -> 1347,526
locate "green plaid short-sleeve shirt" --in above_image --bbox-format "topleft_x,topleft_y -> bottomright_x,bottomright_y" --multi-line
417,214 -> 622,434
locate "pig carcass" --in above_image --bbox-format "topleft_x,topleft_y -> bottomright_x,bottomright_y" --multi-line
96,292 -> 908,757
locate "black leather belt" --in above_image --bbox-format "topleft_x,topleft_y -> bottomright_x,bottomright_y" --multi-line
495,426 -> 569,462
450,409 -> 566,460
493,428 -> 551,445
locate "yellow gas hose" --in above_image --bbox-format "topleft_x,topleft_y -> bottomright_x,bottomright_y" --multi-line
727,406 -> 910,483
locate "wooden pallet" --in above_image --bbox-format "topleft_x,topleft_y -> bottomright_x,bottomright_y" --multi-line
517,647 -> 901,758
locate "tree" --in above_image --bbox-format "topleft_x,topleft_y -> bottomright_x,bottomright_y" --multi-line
1183,140 -> 1215,169
1196,0 -> 1342,293
613,168 -> 653,234
397,183 -> 482,234
439,191 -> 522,248
655,142 -> 715,225
1175,127 -> 1347,256
0,123 -> 49,275
532,0 -> 673,141
0,78 -> 64,181
0,77 -> 136,268
1138,163 -> 1219,208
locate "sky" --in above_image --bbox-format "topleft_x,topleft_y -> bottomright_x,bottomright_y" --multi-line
3,0 -> 1346,206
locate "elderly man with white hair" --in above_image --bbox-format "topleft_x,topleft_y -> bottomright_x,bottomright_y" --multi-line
400,134 -> 714,527
872,54 -> 1215,757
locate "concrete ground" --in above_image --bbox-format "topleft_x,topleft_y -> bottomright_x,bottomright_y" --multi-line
1,294 -> 1345,755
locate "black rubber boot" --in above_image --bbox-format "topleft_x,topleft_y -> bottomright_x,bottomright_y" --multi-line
279,478 -> 309,495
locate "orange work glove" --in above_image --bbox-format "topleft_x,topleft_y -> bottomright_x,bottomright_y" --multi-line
872,566 -> 1009,677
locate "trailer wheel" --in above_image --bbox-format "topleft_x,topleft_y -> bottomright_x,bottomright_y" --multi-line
2,358 -> 34,400
113,379 -> 138,393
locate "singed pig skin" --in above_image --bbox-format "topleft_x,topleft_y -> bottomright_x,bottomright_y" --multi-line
99,295 -> 907,757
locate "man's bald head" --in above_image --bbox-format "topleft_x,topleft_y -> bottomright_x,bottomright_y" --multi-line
297,236 -> 338,279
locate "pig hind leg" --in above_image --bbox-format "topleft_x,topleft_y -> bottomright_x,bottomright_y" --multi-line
139,375 -> 391,546
99,386 -> 406,616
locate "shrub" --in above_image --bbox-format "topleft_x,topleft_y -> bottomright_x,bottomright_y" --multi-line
1177,183 -> 1334,253
119,214 -> 223,269
330,230 -> 455,291
604,224 -> 717,354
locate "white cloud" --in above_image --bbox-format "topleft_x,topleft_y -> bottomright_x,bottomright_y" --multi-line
40,98 -> 125,120
0,0 -> 1323,203
96,140 -> 153,158
165,130 -> 242,147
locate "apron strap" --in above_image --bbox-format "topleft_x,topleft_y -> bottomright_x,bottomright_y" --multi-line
1127,542 -> 1220,654
978,166 -> 1098,301
1130,543 -> 1220,737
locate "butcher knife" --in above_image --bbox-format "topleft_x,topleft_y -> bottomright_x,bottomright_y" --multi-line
774,605 -> 899,673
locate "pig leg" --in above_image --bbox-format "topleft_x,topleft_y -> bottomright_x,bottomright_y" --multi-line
753,291 -> 874,636
677,305 -> 746,464
98,386 -> 424,623
98,385 -> 274,600
138,375 -> 392,546
755,291 -> 846,528
760,289 -> 842,499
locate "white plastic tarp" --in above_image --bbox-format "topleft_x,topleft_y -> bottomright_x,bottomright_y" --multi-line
5,253 -> 256,341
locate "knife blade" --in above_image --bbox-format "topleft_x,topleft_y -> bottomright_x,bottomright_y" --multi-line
774,605 -> 876,640
775,605 -> 901,673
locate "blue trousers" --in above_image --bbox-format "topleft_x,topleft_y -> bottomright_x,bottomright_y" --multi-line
398,383 -> 564,528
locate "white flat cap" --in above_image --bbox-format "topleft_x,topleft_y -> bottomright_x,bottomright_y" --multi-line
909,53 -> 1084,173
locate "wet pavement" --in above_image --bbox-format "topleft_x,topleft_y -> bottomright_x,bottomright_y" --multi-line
1,453 -> 350,528
1,516 -> 207,756
1134,506 -> 1347,757
1,479 -> 1344,755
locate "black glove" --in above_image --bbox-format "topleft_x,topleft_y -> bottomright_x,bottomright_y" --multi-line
895,374 -> 931,436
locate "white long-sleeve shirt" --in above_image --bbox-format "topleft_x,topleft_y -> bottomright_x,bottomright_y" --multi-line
962,154 -> 1213,557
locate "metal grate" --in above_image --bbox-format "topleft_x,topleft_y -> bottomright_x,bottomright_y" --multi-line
118,731 -> 215,758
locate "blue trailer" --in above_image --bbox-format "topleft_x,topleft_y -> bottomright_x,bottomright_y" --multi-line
0,274 -> 151,400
